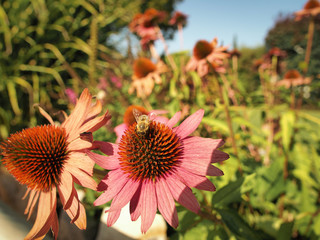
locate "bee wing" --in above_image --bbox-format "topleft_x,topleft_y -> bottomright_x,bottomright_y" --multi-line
133,108 -> 142,122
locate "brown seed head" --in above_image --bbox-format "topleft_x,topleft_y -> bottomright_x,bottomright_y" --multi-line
193,40 -> 214,60
118,121 -> 182,181
0,125 -> 69,192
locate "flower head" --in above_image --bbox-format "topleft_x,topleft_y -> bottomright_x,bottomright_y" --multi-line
276,69 -> 312,88
129,8 -> 166,43
295,0 -> 320,20
186,38 -> 229,77
89,109 -> 229,233
169,11 -> 188,27
129,57 -> 167,97
0,88 -> 110,240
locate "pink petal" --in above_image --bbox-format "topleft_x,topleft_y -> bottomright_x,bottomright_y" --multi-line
107,209 -> 122,227
68,138 -> 92,151
155,179 -> 179,228
84,99 -> 102,121
182,136 -> 229,163
57,171 -> 74,210
165,174 -> 200,213
141,180 -> 157,233
211,150 -> 230,163
107,179 -> 140,212
86,151 -> 120,170
130,183 -> 142,221
166,111 -> 181,128
154,116 -> 169,124
173,109 -> 204,139
114,123 -> 128,143
92,141 -> 118,156
180,158 -> 224,177
68,152 -> 95,175
94,170 -> 129,206
66,163 -> 97,190
175,168 -> 216,191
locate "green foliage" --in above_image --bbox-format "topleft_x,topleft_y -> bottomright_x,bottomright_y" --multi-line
1,1 -> 320,240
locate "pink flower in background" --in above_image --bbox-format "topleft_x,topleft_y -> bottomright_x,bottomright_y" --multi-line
276,69 -> 312,88
295,0 -> 320,20
89,109 -> 229,233
129,57 -> 167,97
129,8 -> 166,40
186,38 -> 229,77
0,89 -> 110,240
114,105 -> 168,143
65,88 -> 77,105
169,11 -> 188,27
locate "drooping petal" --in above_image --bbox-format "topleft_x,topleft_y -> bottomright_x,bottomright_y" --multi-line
24,189 -> 39,219
180,160 -> 224,177
66,163 -> 97,190
155,179 -> 179,228
57,170 -> 74,210
92,141 -> 118,156
68,138 -> 92,151
141,180 -> 157,233
107,179 -> 140,212
166,111 -> 181,128
107,209 -> 122,227
79,111 -> 111,134
37,106 -> 54,125
62,88 -> 92,141
165,174 -> 200,213
175,168 -> 216,191
25,188 -> 56,240
94,170 -> 129,206
130,183 -> 142,221
86,151 -> 120,170
173,109 -> 204,139
67,152 -> 95,176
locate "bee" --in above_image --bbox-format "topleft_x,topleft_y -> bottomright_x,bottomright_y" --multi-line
133,108 -> 156,135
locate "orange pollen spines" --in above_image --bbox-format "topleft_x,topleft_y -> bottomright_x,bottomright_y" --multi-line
0,125 -> 69,192
118,121 -> 182,180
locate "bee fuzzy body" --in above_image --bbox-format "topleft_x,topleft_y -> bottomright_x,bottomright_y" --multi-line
133,108 -> 151,136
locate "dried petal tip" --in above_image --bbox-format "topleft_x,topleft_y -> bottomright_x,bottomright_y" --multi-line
0,125 -> 69,192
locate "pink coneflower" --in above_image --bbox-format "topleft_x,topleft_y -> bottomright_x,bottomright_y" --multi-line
114,105 -> 168,143
129,8 -> 166,40
0,89 -> 110,240
129,57 -> 167,97
89,109 -> 229,233
295,0 -> 320,20
169,11 -> 188,27
186,38 -> 229,77
276,69 -> 312,88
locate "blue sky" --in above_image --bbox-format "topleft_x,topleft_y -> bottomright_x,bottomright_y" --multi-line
159,0 -> 306,53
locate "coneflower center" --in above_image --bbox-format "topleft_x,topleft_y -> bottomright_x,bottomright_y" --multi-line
194,40 -> 213,60
118,121 -> 182,180
0,125 -> 69,192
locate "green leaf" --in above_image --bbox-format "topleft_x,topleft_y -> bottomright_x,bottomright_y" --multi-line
280,110 -> 295,152
212,178 -> 244,207
276,221 -> 294,240
217,208 -> 262,240
202,117 -> 229,134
